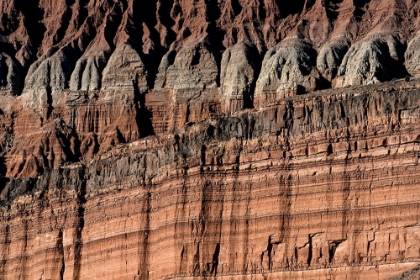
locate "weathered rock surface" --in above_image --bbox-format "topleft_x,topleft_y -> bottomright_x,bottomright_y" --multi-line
0,0 -> 418,113
69,33 -> 111,92
1,80 -> 420,279
317,37 -> 350,81
335,35 -> 406,87
255,38 -> 322,106
101,42 -> 149,94
405,33 -> 420,76
0,53 -> 21,94
220,41 -> 258,112
0,0 -> 419,279
390,265 -> 420,280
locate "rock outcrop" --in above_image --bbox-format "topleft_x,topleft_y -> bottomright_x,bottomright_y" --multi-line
405,33 -> 420,76
0,0 -> 419,279
1,80 -> 420,279
220,41 -> 258,112
0,0 -> 419,113
335,35 -> 406,87
255,38 -> 321,106
317,37 -> 350,81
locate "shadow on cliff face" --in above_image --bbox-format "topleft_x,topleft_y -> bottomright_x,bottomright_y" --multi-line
130,0 -> 177,89
0,157 -> 6,177
387,44 -> 408,80
0,177 -> 36,207
206,0 -> 226,89
325,0 -> 345,22
135,89 -> 155,138
353,0 -> 370,20
276,0 -> 306,18
0,0 -> 47,96
247,44 -> 263,109
15,0 -> 46,68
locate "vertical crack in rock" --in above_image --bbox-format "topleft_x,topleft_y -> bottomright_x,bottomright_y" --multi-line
278,174 -> 292,269
194,180 -> 208,276
210,243 -> 220,276
366,232 -> 376,263
307,234 -> 314,267
341,171 -> 351,241
73,169 -> 86,280
20,221 -> 28,279
244,181 -> 252,274
175,166 -> 189,276
193,242 -> 200,276
57,229 -> 65,280
179,245 -> 186,276
262,236 -> 274,271
138,188 -> 151,280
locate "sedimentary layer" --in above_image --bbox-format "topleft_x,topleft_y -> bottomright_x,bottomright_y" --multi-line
0,0 -> 420,178
0,0 -> 420,279
0,80 -> 420,279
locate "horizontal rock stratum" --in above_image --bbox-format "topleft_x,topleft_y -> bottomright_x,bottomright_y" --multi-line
0,0 -> 419,279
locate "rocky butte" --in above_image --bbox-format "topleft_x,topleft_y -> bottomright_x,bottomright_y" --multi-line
0,0 -> 420,279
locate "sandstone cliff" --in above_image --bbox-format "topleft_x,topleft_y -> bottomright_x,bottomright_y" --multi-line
1,80 -> 420,279
0,0 -> 419,177
0,0 -> 419,279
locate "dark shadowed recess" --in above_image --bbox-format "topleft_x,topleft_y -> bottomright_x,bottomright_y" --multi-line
325,0 -> 345,22
130,0 -> 175,89
353,0 -> 370,20
230,0 -> 243,16
53,0 -> 74,46
206,0 -> 226,88
135,86 -> 155,138
0,44 -> 23,94
276,0 -> 306,18
0,177 -> 36,207
246,44 -> 262,109
0,157 -> 6,177
0,0 -> 47,95
15,0 -> 46,68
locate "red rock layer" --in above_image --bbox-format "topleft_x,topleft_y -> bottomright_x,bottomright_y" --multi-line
0,0 -> 420,279
0,80 -> 420,279
0,0 -> 420,177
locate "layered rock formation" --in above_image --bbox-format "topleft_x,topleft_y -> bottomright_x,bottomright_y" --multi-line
1,80 -> 420,279
0,0 -> 420,279
0,0 -> 419,118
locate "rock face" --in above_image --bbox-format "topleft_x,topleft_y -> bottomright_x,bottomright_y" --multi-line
255,38 -> 321,106
1,80 -> 420,279
220,41 -> 258,112
335,35 -> 406,87
405,33 -> 420,76
0,0 -> 419,279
